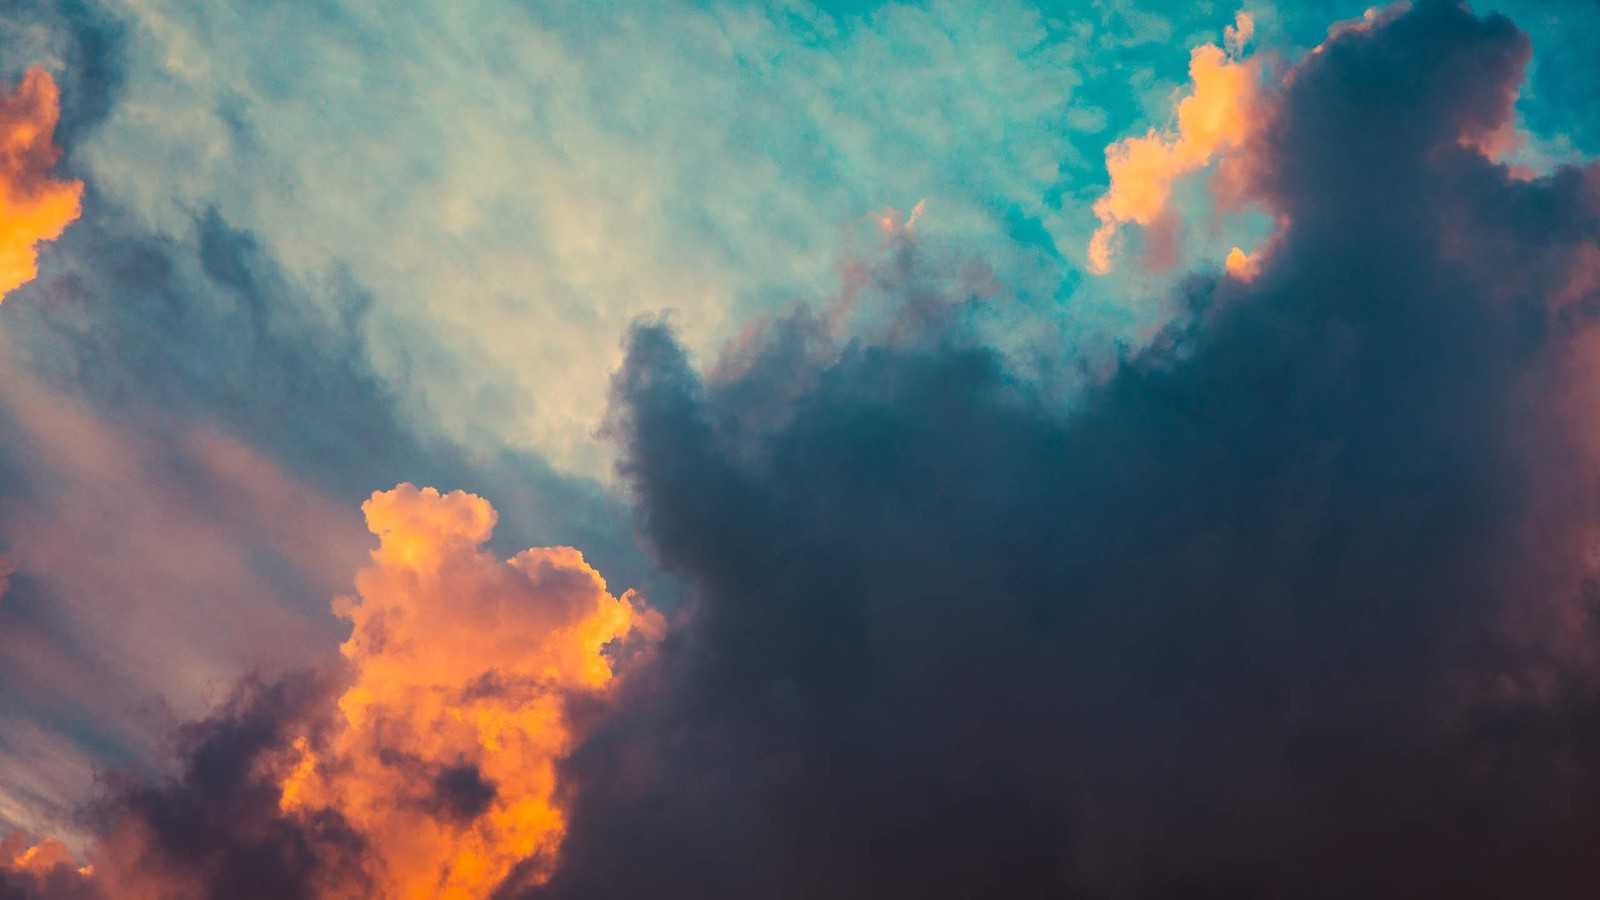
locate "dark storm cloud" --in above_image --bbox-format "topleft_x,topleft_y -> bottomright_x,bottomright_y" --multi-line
0,212 -> 660,892
0,865 -> 102,900
12,1 -> 1600,897
2,673 -> 360,900
89,671 -> 371,900
0,197 -> 649,845
526,3 -> 1600,898
429,764 -> 498,824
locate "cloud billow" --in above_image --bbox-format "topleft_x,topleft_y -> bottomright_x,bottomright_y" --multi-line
531,3 -> 1600,897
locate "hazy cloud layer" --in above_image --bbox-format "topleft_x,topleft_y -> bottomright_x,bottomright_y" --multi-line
18,0 -> 1587,478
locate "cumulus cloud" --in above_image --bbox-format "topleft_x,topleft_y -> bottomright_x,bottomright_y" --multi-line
523,3 -> 1600,896
19,484 -> 659,899
0,37 -> 654,848
86,671 -> 370,900
1087,11 -> 1260,274
276,484 -> 658,896
1222,243 -> 1259,279
0,66 -> 80,302
2,831 -> 90,878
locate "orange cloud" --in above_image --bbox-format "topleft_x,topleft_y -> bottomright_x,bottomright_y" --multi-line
0,68 -> 83,302
2,831 -> 94,896
3,832 -> 80,874
277,484 -> 660,898
875,199 -> 927,239
1224,246 -> 1260,281
1088,12 -> 1260,274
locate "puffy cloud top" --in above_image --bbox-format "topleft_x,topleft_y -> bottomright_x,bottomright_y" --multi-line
0,67 -> 81,301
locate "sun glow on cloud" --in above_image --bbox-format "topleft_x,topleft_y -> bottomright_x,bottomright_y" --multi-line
875,199 -> 927,238
1224,244 -> 1260,280
1,466 -> 660,897
0,67 -> 82,302
2,832 -> 89,877
1087,12 -> 1260,275
276,484 -> 660,898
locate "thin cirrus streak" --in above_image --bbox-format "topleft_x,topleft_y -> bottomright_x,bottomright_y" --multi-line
0,67 -> 81,302
0,51 -> 656,896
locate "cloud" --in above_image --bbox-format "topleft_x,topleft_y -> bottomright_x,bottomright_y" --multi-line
3,831 -> 93,882
26,484 -> 658,899
1222,243 -> 1259,279
0,67 -> 82,302
275,484 -> 658,896
1087,11 -> 1260,274
67,0 -> 1111,476
5,0 -> 1591,475
522,3 -> 1600,896
3,196 -> 655,592
1,831 -> 98,900
7,2 -> 1600,897
87,671 -> 371,900
0,346 -> 368,849
0,76 -> 658,849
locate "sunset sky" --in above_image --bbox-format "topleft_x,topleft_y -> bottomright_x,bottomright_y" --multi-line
3,1 -> 1600,897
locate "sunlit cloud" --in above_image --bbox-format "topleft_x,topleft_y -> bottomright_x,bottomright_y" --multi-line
1223,244 -> 1259,280
1087,12 -> 1260,275
12,484 -> 658,898
1,831 -> 94,898
0,67 -> 81,302
4,1 -> 1600,898
274,484 -> 659,897
3,832 -> 85,875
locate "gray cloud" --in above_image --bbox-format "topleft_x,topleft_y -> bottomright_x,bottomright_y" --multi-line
527,4 -> 1600,897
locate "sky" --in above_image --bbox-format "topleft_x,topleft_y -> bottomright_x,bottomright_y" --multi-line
1,0 -> 1599,896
